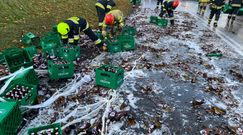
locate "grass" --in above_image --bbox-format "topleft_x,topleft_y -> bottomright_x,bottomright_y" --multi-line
0,0 -> 133,51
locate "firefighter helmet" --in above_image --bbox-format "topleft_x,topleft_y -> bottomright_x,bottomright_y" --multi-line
105,13 -> 115,25
172,0 -> 180,8
57,22 -> 70,35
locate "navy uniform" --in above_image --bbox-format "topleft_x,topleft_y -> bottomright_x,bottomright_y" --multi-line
226,0 -> 243,27
157,0 -> 164,8
208,0 -> 225,28
159,0 -> 179,26
57,17 -> 104,49
95,0 -> 116,28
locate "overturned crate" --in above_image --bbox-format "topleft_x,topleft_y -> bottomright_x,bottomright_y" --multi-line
20,32 -> 40,47
48,59 -> 74,80
4,49 -> 33,73
95,65 -> 124,89
28,123 -> 62,135
157,18 -> 168,27
59,45 -> 81,61
0,83 -> 38,106
150,16 -> 158,24
0,102 -> 23,135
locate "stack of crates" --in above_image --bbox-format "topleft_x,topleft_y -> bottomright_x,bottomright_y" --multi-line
40,32 -> 62,58
150,16 -> 158,24
4,49 -> 33,73
20,32 -> 40,47
0,102 -> 23,135
0,83 -> 38,106
59,45 -> 81,61
48,59 -> 74,80
95,65 -> 124,89
28,123 -> 62,135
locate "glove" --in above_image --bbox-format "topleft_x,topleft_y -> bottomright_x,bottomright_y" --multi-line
102,31 -> 107,37
119,23 -> 124,28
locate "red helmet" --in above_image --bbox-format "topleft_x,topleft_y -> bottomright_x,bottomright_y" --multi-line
105,13 -> 114,25
172,0 -> 180,8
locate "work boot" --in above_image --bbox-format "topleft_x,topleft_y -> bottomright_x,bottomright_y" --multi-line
208,20 -> 211,26
133,5 -> 136,8
213,22 -> 217,28
170,20 -> 175,26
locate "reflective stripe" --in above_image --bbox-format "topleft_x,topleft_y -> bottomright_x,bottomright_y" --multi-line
68,17 -> 80,24
107,5 -> 112,9
96,3 -> 105,10
232,4 -> 241,7
68,38 -> 74,43
74,35 -> 79,40
99,22 -> 103,27
95,39 -> 102,45
61,35 -> 68,39
83,22 -> 89,31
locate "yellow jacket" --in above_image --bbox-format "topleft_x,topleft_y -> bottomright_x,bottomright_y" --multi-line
103,10 -> 124,27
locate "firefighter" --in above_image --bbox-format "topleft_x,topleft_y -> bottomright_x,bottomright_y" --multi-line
159,0 -> 180,26
156,0 -> 164,8
198,0 -> 209,16
95,0 -> 116,30
226,0 -> 243,29
208,0 -> 225,28
101,10 -> 124,37
57,17 -> 106,51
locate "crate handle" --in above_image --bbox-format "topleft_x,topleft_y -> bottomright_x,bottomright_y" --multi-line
100,73 -> 110,77
58,66 -> 69,69
118,72 -> 123,76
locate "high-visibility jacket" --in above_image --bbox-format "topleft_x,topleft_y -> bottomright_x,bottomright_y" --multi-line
61,17 -> 89,44
96,0 -> 116,12
163,0 -> 178,10
102,10 -> 124,28
210,0 -> 224,9
229,0 -> 242,7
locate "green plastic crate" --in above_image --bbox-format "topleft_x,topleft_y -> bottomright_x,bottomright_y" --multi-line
20,32 -> 40,47
0,102 -> 23,135
95,65 -> 124,89
121,26 -> 136,36
150,16 -> 158,24
28,123 -> 62,135
107,38 -> 122,53
1,83 -> 38,106
11,68 -> 39,85
59,45 -> 81,61
237,7 -> 243,15
48,60 -> 74,80
40,32 -> 62,57
157,18 -> 168,27
24,46 -> 38,59
4,50 -> 33,73
118,35 -> 136,51
223,4 -> 233,14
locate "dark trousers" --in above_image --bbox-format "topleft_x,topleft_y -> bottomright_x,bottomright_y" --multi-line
96,6 -> 106,27
157,0 -> 163,6
209,8 -> 221,21
160,7 -> 174,25
228,7 -> 240,21
83,27 -> 99,42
